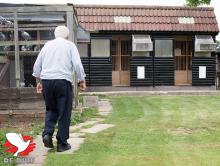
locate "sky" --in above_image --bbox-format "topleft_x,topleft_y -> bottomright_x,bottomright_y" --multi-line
0,0 -> 219,40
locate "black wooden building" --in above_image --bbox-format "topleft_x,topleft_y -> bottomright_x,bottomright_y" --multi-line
75,5 -> 219,87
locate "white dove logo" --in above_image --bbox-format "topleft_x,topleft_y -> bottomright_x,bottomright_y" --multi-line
5,133 -> 31,157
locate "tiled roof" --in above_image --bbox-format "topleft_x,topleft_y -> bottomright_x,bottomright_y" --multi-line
74,5 -> 219,33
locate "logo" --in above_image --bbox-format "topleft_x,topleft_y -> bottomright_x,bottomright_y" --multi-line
3,133 -> 36,157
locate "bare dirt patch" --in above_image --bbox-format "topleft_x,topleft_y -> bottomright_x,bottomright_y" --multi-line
168,127 -> 193,135
167,127 -> 211,136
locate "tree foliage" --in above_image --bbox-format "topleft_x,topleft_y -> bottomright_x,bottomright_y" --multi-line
186,0 -> 211,6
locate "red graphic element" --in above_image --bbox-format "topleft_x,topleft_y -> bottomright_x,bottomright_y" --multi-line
3,135 -> 36,157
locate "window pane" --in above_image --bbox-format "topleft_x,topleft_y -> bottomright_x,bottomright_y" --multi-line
91,39 -> 110,57
155,40 -> 173,57
112,56 -> 120,71
121,40 -> 131,55
121,56 -> 130,71
78,44 -> 88,57
111,40 -> 118,56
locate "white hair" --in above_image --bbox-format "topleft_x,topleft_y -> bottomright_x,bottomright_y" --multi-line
54,25 -> 70,39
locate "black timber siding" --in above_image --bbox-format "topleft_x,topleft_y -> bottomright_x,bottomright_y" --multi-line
81,57 -> 112,86
154,57 -> 174,86
192,57 -> 216,86
130,57 -> 153,86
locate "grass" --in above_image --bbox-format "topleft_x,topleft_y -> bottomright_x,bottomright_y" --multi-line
81,124 -> 94,129
44,96 -> 220,166
71,108 -> 98,126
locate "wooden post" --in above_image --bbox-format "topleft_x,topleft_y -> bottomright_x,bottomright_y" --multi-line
37,30 -> 40,49
66,11 -> 74,42
66,11 -> 78,108
14,12 -> 20,87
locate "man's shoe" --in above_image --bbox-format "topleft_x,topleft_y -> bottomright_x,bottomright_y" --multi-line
57,143 -> 71,152
43,135 -> 54,148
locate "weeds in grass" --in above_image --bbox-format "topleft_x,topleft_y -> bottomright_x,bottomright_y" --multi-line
71,108 -> 98,126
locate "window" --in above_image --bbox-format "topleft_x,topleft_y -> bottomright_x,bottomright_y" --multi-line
77,44 -> 88,57
155,40 -> 173,57
91,39 -> 110,57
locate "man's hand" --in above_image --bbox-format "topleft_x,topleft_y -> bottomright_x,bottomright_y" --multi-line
79,81 -> 86,91
36,82 -> 43,94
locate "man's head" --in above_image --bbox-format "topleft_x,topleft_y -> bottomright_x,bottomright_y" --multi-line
54,25 -> 69,39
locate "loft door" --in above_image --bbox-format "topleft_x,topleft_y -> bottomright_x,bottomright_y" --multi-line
174,37 -> 192,85
111,36 -> 131,86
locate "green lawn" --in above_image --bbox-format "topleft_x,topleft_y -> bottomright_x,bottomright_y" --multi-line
44,96 -> 220,166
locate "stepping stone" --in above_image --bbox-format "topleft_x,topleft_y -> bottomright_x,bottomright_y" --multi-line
83,96 -> 99,108
77,120 -> 99,128
90,118 -> 105,122
81,124 -> 115,134
69,133 -> 85,138
98,100 -> 112,116
70,125 -> 81,131
56,138 -> 85,154
98,101 -> 111,106
98,111 -> 111,116
100,99 -> 110,101
70,120 -> 99,131
99,106 -> 112,112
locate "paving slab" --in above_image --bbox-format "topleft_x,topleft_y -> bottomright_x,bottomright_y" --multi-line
70,120 -> 100,131
99,106 -> 112,112
81,124 -> 115,134
69,132 -> 85,138
98,101 -> 111,106
98,111 -> 111,116
89,118 -> 105,122
98,100 -> 112,116
83,96 -> 99,108
56,138 -> 85,154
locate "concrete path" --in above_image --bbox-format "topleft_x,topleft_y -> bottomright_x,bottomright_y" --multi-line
83,85 -> 216,92
18,99 -> 113,166
55,136 -> 85,154
70,120 -> 100,132
81,124 -> 114,134
82,90 -> 220,96
60,99 -> 114,154
98,100 -> 112,116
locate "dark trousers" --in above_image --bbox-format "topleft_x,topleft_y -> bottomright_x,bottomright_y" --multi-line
42,79 -> 73,145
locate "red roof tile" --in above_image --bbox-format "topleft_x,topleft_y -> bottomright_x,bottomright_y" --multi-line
75,5 -> 219,33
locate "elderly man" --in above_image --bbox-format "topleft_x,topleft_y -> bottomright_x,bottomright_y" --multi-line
32,26 -> 86,152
